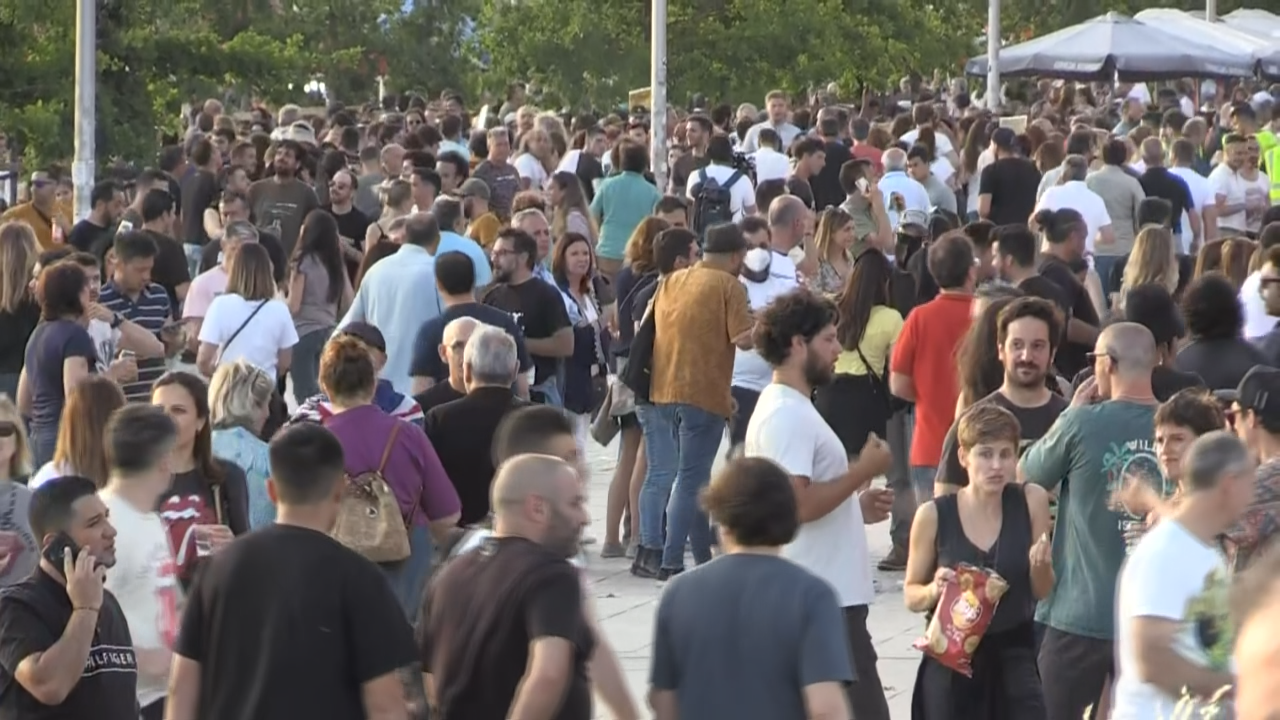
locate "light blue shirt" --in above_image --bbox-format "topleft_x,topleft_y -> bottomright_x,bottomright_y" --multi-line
336,244 -> 443,396
211,426 -> 274,529
435,231 -> 492,287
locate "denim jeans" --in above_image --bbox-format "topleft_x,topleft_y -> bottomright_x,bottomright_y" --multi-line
885,407 -> 914,550
379,523 -> 433,624
30,425 -> 56,469
910,466 -> 937,505
183,243 -> 203,280
290,327 -> 332,405
636,402 -> 725,569
0,373 -> 17,403
1093,255 -> 1121,298
531,375 -> 563,407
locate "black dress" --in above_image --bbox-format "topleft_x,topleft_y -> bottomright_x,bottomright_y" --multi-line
911,484 -> 1046,720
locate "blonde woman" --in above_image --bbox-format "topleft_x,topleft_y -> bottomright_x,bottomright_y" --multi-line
801,207 -> 857,295
514,128 -> 553,190
208,360 -> 275,529
363,178 -> 413,249
1116,225 -> 1180,312
0,395 -> 36,586
0,222 -> 40,400
29,376 -> 125,488
197,243 -> 298,380
549,171 -> 598,245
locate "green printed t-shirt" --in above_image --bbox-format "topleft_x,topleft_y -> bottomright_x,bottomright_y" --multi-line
1018,400 -> 1164,641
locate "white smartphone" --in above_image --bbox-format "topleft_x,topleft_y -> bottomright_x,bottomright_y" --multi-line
856,178 -> 870,194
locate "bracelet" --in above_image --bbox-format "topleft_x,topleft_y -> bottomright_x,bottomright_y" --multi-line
73,606 -> 100,613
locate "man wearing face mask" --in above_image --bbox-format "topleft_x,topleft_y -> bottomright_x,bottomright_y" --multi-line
729,216 -> 799,451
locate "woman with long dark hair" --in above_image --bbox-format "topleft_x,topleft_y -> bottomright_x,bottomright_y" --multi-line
152,371 -> 249,588
814,249 -> 903,454
288,210 -> 353,404
552,232 -> 613,455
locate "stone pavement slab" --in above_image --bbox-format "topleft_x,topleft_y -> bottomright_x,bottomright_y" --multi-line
581,433 -> 922,719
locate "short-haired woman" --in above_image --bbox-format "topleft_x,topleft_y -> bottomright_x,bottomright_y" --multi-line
209,360 -> 275,529
318,335 -> 460,619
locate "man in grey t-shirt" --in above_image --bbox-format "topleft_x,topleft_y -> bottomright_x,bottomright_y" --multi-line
649,457 -> 853,720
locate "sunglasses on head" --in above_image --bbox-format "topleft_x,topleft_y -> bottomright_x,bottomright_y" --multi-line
0,422 -> 17,438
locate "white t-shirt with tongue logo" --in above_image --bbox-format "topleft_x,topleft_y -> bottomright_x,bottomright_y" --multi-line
100,489 -> 180,709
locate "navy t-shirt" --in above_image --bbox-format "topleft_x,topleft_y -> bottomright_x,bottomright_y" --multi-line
409,302 -> 532,383
23,319 -> 98,432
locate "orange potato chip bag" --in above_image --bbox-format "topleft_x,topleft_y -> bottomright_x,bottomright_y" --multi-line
912,563 -> 1010,677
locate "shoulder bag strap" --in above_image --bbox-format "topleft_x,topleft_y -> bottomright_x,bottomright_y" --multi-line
377,423 -> 403,475
216,300 -> 269,365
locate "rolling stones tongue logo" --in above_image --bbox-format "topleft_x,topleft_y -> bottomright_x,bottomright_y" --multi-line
159,494 -> 215,576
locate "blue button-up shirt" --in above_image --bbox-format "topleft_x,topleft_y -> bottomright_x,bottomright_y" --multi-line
336,244 -> 443,396
435,231 -> 493,288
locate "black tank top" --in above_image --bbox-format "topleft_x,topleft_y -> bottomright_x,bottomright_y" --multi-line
933,484 -> 1035,633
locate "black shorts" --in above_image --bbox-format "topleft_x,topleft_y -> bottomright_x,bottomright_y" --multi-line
1038,626 -> 1113,720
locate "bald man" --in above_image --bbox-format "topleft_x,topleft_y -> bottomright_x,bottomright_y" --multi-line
766,194 -> 811,256
419,454 -> 598,720
1234,551 -> 1280,719
1019,320 -> 1162,720
413,316 -> 479,410
1137,136 -> 1201,244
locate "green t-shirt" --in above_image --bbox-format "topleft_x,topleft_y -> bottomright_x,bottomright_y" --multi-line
1018,400 -> 1164,640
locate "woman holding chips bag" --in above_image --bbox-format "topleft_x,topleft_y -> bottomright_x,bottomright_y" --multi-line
904,403 -> 1055,719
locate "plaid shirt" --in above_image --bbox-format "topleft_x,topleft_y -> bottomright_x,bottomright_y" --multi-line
1225,456 -> 1280,571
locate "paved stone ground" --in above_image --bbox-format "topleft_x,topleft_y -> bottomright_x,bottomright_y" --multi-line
580,433 -> 921,719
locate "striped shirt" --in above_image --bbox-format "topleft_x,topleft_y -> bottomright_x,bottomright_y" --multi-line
98,281 -> 172,402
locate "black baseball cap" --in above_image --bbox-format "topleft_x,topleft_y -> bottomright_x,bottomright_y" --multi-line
1236,366 -> 1280,425
338,322 -> 386,354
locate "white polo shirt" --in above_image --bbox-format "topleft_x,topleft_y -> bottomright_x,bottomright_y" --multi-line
1208,163 -> 1250,231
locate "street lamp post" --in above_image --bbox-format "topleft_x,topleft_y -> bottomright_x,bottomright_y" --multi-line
73,0 -> 96,222
987,0 -> 1001,114
651,0 -> 668,192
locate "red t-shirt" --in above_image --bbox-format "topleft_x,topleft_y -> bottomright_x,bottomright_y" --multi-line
890,293 -> 974,467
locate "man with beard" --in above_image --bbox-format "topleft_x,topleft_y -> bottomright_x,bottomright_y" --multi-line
935,297 -> 1070,495
248,139 -> 319,256
418,455 -> 594,720
480,228 -> 573,405
744,288 -> 894,720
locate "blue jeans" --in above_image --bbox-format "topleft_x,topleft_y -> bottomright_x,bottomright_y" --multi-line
910,466 -> 937,505
378,523 -> 433,624
1093,255 -> 1121,298
531,375 -> 563,407
183,243 -> 203,281
0,373 -> 17,404
636,402 -> 724,569
291,327 -> 332,405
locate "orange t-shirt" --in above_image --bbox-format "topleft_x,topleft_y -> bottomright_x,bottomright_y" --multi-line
889,292 -> 974,467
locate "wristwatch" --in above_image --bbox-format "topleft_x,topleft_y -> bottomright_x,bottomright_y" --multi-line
109,313 -> 123,329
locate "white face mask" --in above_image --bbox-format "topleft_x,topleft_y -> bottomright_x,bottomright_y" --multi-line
744,247 -> 771,273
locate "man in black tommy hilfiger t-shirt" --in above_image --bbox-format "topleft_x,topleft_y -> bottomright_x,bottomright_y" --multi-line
0,476 -> 138,720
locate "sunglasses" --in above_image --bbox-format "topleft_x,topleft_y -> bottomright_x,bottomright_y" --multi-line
0,422 -> 17,438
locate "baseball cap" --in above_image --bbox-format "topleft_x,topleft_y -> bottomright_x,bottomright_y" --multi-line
1121,284 -> 1186,346
338,322 -> 386,354
899,208 -> 930,231
458,178 -> 491,201
1237,366 -> 1280,423
991,127 -> 1017,151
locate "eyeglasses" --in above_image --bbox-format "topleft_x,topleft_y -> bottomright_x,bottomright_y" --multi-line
0,422 -> 17,438
1085,351 -> 1116,364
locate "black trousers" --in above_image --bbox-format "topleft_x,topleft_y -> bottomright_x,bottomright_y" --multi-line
141,698 -> 165,720
728,385 -> 761,453
843,605 -> 891,720
1038,626 -> 1113,720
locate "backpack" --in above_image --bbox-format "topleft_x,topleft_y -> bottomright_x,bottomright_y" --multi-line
691,167 -> 743,240
330,424 -> 411,563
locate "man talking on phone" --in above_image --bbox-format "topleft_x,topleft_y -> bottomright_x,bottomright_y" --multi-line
0,475 -> 139,720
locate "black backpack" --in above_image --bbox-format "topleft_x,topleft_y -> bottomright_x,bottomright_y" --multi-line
691,168 -> 743,240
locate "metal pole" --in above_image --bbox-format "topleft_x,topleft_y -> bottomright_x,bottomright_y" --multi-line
986,0 -> 1001,114
1206,0 -> 1217,23
72,0 -> 96,222
650,0 -> 668,192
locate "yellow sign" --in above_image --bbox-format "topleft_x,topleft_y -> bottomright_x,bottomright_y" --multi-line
629,87 -> 652,110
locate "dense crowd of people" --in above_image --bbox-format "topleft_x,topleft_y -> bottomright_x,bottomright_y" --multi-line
1,73 -> 1280,720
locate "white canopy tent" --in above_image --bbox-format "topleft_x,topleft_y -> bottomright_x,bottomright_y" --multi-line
1222,8 -> 1280,42
1136,8 -> 1280,78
